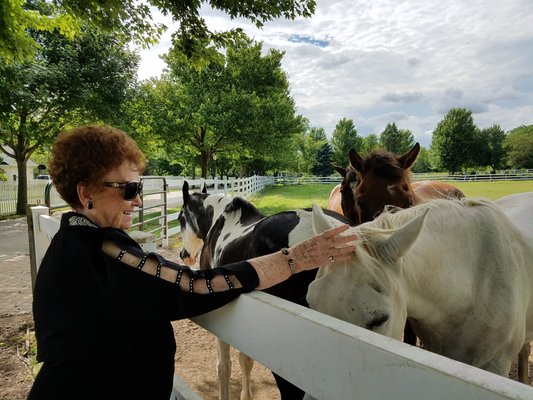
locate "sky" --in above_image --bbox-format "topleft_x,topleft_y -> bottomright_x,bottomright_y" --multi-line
136,0 -> 533,148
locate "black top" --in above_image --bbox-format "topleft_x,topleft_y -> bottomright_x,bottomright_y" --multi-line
29,212 -> 259,400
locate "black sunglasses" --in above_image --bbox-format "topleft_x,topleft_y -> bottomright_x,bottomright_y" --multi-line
103,181 -> 143,200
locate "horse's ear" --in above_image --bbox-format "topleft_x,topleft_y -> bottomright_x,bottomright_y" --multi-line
332,164 -> 347,177
397,143 -> 420,170
202,184 -> 207,194
312,204 -> 336,234
348,149 -> 365,173
182,181 -> 190,203
376,208 -> 428,264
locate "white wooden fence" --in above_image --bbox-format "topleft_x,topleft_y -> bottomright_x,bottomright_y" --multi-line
28,205 -> 533,400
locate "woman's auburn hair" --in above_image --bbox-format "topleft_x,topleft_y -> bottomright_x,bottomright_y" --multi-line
50,125 -> 147,208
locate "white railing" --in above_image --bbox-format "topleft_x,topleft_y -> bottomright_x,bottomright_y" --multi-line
0,181 -> 50,215
28,205 -> 533,400
275,172 -> 533,185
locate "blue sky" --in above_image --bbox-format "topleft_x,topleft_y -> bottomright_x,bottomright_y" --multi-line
136,0 -> 533,148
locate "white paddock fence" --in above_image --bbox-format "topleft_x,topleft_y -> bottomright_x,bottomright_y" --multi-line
28,204 -> 533,399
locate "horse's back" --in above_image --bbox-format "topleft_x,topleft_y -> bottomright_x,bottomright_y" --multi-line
495,192 -> 533,240
326,184 -> 343,215
411,180 -> 464,202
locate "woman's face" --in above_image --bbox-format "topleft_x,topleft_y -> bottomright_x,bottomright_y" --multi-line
84,160 -> 142,229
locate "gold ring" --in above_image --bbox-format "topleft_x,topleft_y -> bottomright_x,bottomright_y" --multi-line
329,256 -> 335,263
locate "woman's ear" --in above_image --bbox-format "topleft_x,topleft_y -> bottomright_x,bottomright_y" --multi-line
77,182 -> 93,208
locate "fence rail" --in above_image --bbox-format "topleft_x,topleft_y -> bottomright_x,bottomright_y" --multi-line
275,171 -> 533,185
2,173 -> 532,217
28,205 -> 533,399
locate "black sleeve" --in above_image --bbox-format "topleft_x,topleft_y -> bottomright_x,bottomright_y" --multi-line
100,228 -> 260,322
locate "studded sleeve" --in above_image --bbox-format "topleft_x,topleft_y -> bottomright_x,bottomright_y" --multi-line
101,239 -> 259,294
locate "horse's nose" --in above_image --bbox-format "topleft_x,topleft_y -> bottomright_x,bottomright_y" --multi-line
366,311 -> 389,330
180,248 -> 189,260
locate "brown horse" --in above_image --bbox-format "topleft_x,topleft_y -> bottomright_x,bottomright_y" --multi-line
347,143 -> 465,223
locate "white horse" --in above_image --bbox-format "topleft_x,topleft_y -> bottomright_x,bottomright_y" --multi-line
496,191 -> 533,382
307,197 -> 533,379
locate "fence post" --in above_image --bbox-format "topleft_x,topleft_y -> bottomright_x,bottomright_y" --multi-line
27,204 -> 50,291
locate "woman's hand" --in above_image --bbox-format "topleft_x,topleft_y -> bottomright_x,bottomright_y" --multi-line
289,224 -> 357,272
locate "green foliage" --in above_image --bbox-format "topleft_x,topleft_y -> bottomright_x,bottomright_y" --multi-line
133,38 -> 302,178
476,125 -> 507,173
331,118 -> 362,167
505,125 -> 533,169
360,133 -> 380,155
311,143 -> 333,176
430,108 -> 478,173
295,126 -> 328,174
0,26 -> 139,213
411,146 -> 432,173
1,0 -> 314,66
379,122 -> 415,154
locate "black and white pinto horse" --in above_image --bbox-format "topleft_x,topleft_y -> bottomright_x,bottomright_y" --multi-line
178,182 -> 352,400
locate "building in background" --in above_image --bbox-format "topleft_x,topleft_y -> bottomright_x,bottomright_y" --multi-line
0,155 -> 38,181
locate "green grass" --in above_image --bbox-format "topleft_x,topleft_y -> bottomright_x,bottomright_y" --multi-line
248,181 -> 533,214
248,184 -> 337,215
448,181 -> 533,200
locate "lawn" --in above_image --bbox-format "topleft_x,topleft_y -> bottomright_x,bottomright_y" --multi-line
248,181 -> 533,214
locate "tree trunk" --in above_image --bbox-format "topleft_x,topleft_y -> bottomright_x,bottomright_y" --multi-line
200,151 -> 209,178
16,156 -> 28,215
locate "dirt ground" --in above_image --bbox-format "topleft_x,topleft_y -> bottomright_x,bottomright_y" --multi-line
2,313 -> 533,400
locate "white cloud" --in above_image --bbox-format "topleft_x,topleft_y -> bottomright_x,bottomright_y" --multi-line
137,0 -> 533,148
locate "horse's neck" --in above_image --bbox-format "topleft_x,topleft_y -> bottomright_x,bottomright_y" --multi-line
206,195 -> 233,228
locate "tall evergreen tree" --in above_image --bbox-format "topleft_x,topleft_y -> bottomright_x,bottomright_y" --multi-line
311,143 -> 333,176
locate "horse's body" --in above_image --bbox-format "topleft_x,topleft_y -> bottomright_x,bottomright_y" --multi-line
178,182 -> 351,400
326,184 -> 343,215
307,198 -> 533,379
495,191 -> 533,382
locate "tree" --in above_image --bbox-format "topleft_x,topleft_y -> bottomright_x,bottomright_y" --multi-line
505,125 -> 533,169
478,125 -> 507,173
331,118 -> 362,167
1,0 -> 315,65
135,38 -> 302,178
360,133 -> 380,155
311,143 -> 333,176
411,146 -> 432,173
430,108 -> 478,173
379,122 -> 415,154
294,126 -> 327,174
0,27 -> 139,214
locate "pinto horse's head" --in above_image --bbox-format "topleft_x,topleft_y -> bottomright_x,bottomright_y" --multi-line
178,181 -> 212,266
348,143 -> 420,223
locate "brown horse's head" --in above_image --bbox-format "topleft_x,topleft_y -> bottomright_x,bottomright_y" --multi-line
348,143 -> 420,223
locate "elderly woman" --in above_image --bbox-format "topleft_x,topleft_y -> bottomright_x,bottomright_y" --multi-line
28,125 -> 356,400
